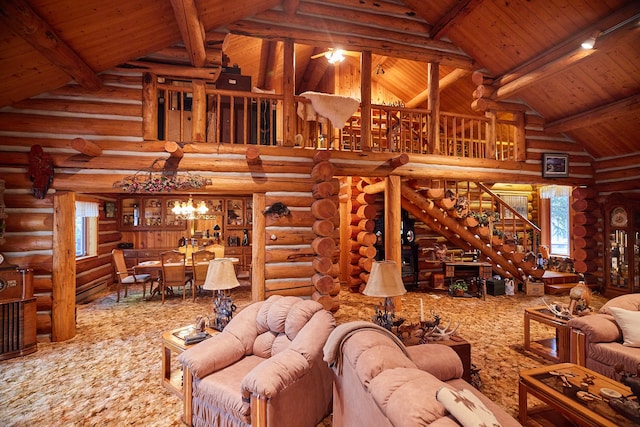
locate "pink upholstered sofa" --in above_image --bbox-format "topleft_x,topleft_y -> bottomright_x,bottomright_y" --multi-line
567,293 -> 640,379
323,322 -> 521,427
178,295 -> 336,427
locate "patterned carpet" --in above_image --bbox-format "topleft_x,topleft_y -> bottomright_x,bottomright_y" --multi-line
0,284 -> 608,426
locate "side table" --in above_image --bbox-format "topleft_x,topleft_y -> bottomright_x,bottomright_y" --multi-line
524,306 -> 570,363
162,325 -> 218,398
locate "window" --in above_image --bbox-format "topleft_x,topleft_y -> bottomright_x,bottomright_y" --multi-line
75,201 -> 99,258
539,185 -> 571,257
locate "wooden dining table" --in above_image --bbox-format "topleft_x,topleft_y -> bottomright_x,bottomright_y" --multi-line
133,258 -> 239,301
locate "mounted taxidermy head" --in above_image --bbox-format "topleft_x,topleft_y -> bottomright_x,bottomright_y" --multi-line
263,202 -> 290,219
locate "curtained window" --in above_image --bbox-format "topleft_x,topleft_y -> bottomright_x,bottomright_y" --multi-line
75,201 -> 99,257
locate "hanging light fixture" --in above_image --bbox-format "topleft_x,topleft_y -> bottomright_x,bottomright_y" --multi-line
325,49 -> 345,64
172,196 -> 210,219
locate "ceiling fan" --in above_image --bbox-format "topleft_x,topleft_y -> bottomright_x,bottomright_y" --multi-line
310,48 -> 360,63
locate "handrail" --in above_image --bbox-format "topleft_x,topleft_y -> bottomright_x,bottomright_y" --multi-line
475,182 -> 541,254
155,86 -> 520,161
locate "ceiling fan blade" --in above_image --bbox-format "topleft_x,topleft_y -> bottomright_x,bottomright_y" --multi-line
311,51 -> 329,59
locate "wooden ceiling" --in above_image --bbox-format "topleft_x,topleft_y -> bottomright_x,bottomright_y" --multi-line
0,0 -> 639,160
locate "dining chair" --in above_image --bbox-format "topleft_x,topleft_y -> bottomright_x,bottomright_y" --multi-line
191,249 -> 216,300
111,248 -> 156,302
160,250 -> 193,303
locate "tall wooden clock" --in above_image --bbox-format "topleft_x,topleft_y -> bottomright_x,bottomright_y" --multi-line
604,195 -> 640,297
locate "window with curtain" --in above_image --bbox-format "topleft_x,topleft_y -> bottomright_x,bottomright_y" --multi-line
76,201 -> 99,258
539,186 -> 571,257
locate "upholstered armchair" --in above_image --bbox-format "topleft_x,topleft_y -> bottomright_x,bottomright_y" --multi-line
178,295 -> 336,427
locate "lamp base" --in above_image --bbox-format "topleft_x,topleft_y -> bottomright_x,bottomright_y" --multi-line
209,290 -> 237,331
372,297 -> 404,331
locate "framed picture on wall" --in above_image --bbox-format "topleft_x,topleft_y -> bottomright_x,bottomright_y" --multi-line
105,201 -> 116,218
542,153 -> 569,178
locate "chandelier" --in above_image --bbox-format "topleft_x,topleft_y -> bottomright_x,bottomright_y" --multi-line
172,196 -> 211,220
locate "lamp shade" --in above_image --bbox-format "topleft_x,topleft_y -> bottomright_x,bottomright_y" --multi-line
203,259 -> 240,291
363,260 -> 407,298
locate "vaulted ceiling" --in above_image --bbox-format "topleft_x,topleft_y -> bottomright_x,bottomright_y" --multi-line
1,0 -> 639,160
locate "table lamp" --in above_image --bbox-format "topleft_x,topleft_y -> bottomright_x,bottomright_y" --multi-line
203,258 -> 240,331
363,260 -> 407,330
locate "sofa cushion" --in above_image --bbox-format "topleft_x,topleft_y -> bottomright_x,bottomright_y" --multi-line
406,344 -> 463,381
436,387 -> 502,427
567,314 -> 621,343
609,307 -> 640,347
369,368 -> 449,426
599,294 -> 640,315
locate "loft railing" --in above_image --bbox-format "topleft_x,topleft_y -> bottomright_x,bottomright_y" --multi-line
157,85 -> 519,161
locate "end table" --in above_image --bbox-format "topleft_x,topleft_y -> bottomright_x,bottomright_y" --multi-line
162,325 -> 218,398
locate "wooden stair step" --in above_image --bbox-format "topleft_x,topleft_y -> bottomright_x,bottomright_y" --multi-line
544,282 -> 598,295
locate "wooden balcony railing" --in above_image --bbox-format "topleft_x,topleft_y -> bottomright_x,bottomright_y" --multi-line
157,86 -> 519,161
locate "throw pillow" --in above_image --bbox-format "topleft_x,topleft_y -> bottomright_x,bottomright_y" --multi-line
608,307 -> 640,347
436,387 -> 502,427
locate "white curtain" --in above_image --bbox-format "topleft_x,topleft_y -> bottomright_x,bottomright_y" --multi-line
76,201 -> 99,217
539,185 -> 571,199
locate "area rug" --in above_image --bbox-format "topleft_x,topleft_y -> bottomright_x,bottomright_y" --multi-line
0,285 -> 608,426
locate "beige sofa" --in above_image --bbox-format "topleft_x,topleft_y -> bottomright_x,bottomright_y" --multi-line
178,295 -> 336,427
567,293 -> 640,379
323,322 -> 521,427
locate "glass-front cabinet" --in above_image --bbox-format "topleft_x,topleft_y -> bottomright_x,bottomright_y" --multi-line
119,196 -> 186,230
604,195 -> 639,297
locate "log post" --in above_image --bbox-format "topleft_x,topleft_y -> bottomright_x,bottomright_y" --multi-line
52,191 -> 76,341
191,80 -> 207,142
360,51 -> 372,151
389,153 -> 409,169
164,140 -> 184,159
252,193 -> 266,302
142,72 -> 158,140
427,62 -> 440,154
70,137 -> 102,157
246,145 -> 261,165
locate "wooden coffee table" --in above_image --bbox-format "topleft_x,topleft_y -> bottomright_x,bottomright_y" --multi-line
524,306 -> 570,362
162,325 -> 218,398
519,363 -> 635,427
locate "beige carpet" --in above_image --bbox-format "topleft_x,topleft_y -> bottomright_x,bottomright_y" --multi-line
0,284 -> 608,426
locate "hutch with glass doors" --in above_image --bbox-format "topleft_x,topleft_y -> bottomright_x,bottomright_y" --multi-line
603,194 -> 639,297
117,196 -> 252,276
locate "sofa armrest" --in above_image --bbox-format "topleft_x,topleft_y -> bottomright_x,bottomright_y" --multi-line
241,348 -> 310,398
567,314 -> 621,343
178,332 -> 246,378
406,344 -> 463,381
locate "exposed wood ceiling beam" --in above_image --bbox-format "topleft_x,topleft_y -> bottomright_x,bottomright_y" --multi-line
257,40 -> 279,90
169,0 -> 207,67
545,94 -> 640,134
491,4 -> 640,101
296,1 -> 431,35
405,68 -> 471,108
0,0 -> 102,90
228,21 -> 474,68
429,0 -> 483,39
282,0 -> 300,15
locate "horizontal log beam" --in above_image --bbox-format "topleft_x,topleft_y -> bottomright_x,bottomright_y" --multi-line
228,21 -> 474,69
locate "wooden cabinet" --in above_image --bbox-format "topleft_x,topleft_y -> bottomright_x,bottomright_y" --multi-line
604,195 -> 640,297
119,196 -> 186,230
118,195 -> 252,274
0,260 -> 36,361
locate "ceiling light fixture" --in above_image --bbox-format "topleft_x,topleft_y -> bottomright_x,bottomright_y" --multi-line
172,196 -> 210,219
325,49 -> 345,64
375,64 -> 385,75
581,36 -> 597,49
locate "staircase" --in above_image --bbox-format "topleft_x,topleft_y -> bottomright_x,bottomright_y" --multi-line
400,180 -> 544,284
